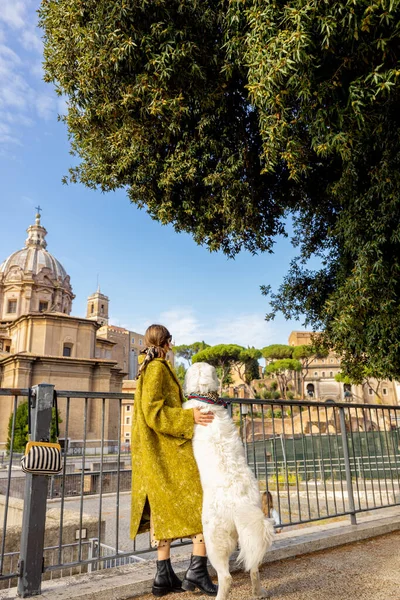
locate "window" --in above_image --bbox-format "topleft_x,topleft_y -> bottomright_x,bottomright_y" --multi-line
139,339 -> 143,346
125,431 -> 131,438
322,371 -> 325,378
368,388 -> 373,395
330,371 -> 333,377
383,388 -> 388,396
39,301 -> 48,312
314,371 -> 318,377
126,405 -> 131,412
63,343 -> 72,357
91,304 -> 94,314
125,417 -> 131,425
5,345 -> 10,352
330,358 -> 335,363
131,337 -> 135,344
7,300 -> 17,314
101,304 -> 104,313
321,359 -> 325,364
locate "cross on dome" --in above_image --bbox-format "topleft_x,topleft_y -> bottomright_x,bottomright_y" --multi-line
34,205 -> 42,225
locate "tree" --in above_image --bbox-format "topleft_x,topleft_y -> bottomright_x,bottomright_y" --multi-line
174,363 -> 187,389
292,345 -> 329,398
7,402 -> 62,454
173,342 -> 209,366
39,1 -> 400,379
262,345 -> 293,361
7,402 -> 29,454
192,344 -> 243,395
231,348 -> 262,399
264,359 -> 302,399
335,370 -> 383,402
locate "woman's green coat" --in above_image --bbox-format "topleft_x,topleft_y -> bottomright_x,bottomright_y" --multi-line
130,358 -> 203,541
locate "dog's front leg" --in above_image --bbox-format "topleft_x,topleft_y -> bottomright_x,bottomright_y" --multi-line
250,568 -> 269,599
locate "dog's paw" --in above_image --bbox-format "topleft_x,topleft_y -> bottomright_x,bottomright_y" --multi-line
253,587 -> 270,599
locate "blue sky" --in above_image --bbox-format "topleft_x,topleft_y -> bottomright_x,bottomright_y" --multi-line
0,0 -> 307,348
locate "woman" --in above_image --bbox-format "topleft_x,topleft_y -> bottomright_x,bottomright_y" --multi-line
130,324 -> 218,597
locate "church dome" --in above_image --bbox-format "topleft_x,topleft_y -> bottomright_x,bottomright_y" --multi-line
0,213 -> 67,281
0,248 -> 68,280
0,211 -> 74,321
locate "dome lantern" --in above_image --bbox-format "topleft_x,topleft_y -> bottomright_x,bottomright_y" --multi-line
25,209 -> 48,250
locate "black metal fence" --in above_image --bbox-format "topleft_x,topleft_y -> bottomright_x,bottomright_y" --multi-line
235,399 -> 400,527
1,386 -> 400,597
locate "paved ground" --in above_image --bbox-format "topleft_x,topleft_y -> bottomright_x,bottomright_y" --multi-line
136,531 -> 400,600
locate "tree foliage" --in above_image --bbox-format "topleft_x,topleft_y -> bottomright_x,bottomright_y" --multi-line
335,369 -> 383,401
192,344 -> 243,394
39,0 -> 400,378
264,359 -> 302,399
173,341 -> 209,365
262,345 -> 293,360
292,344 -> 329,397
232,347 -> 262,398
7,402 -> 61,454
174,363 -> 187,388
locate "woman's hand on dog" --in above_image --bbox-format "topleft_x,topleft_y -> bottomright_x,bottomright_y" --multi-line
193,408 -> 214,426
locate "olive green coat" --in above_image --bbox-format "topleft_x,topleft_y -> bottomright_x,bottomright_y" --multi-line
130,358 -> 203,541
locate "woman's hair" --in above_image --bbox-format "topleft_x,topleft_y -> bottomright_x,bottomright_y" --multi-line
261,491 -> 273,518
136,324 -> 172,379
144,324 -> 172,358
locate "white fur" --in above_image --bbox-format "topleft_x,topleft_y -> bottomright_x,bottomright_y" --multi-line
183,362 -> 274,600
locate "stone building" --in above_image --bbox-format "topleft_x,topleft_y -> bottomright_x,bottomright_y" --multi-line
0,212 -> 125,452
289,331 -> 399,404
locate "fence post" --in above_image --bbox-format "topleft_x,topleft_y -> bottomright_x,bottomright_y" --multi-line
18,383 -> 54,597
339,407 -> 357,525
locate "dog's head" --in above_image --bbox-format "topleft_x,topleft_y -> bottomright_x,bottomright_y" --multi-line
183,362 -> 219,396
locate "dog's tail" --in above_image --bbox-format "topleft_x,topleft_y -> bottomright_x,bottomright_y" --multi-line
235,505 -> 274,572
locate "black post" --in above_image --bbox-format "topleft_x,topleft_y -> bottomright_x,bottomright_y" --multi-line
18,383 -> 54,597
339,407 -> 357,525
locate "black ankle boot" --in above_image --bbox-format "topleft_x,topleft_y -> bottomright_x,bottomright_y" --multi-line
152,558 -> 183,597
181,555 -> 218,596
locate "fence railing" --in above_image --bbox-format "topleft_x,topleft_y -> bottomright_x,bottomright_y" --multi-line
1,386 -> 400,596
234,398 -> 400,528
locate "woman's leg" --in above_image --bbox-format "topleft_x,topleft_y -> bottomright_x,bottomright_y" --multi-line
191,533 -> 206,557
156,539 -> 171,561
151,518 -> 183,596
181,533 -> 218,596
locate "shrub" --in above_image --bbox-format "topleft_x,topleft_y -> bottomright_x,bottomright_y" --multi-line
268,469 -> 302,488
7,401 -> 62,454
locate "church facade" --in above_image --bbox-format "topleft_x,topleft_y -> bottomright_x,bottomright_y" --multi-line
0,212 -> 126,452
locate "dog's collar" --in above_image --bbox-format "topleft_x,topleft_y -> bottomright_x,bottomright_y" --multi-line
187,394 -> 228,409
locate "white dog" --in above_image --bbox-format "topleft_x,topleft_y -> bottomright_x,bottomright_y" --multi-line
183,362 -> 274,600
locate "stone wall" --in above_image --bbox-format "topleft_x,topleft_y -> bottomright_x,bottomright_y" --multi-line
0,495 -> 105,589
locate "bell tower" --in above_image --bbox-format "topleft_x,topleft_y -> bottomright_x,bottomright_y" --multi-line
86,287 -> 109,326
